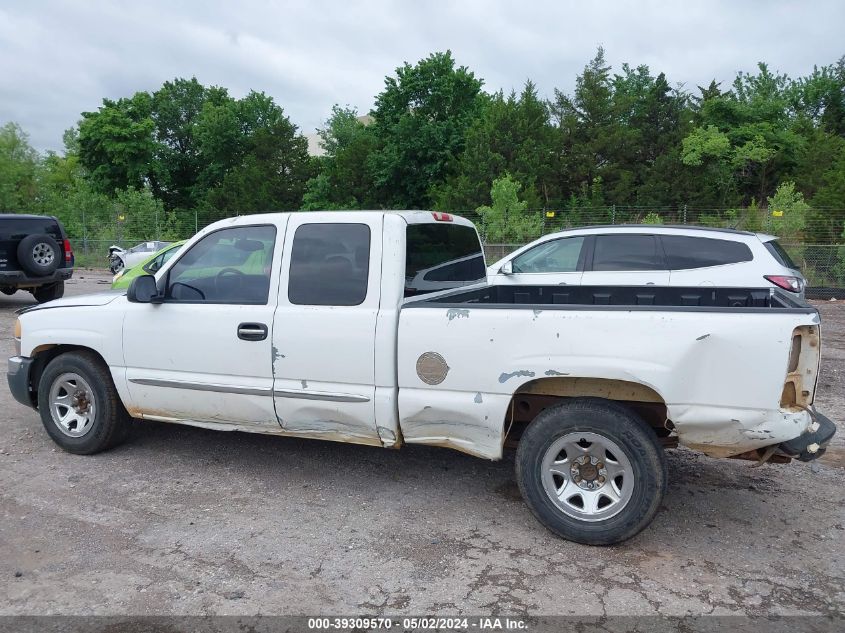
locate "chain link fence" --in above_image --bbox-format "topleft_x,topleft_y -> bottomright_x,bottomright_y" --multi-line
60,205 -> 845,297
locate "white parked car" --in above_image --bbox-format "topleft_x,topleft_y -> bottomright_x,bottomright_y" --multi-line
108,241 -> 173,274
488,225 -> 807,297
8,212 -> 835,545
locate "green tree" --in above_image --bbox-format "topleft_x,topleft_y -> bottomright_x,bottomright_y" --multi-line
765,181 -> 809,239
792,129 -> 845,241
551,48 -> 615,205
433,81 -> 555,211
612,66 -> 691,207
368,51 -> 484,208
681,63 -> 804,208
0,122 -> 39,211
203,111 -> 312,215
150,78 -> 229,209
77,93 -> 156,194
301,105 -> 376,209
681,124 -> 735,204
475,174 -> 542,242
78,79 -> 314,220
113,187 -> 167,243
790,56 -> 845,137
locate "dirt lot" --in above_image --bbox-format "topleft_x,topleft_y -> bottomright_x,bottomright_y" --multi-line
0,272 -> 843,618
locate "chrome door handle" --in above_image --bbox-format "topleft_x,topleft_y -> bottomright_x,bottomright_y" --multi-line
237,323 -> 268,341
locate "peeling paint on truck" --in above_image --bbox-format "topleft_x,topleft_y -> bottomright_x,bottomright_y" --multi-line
498,370 -> 536,383
446,308 -> 470,321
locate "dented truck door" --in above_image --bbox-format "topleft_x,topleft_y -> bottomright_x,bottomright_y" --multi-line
270,213 -> 383,445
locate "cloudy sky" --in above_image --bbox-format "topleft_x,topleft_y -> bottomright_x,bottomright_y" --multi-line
2,0 -> 843,151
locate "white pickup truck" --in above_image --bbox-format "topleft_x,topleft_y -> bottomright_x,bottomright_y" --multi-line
7,211 -> 836,545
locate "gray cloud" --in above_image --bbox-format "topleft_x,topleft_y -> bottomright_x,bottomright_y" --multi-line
1,0 -> 843,151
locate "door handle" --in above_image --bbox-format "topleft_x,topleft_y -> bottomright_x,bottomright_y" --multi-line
237,323 -> 268,341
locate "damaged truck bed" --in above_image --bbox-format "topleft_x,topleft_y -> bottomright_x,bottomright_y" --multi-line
399,284 -> 827,460
8,211 -> 837,545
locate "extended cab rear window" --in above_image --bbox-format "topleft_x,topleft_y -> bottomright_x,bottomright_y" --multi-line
661,235 -> 753,270
405,223 -> 486,297
288,223 -> 371,306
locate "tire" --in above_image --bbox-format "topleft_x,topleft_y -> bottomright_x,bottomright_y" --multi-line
515,398 -> 667,545
0,287 -> 16,295
37,351 -> 130,455
32,281 -> 64,303
17,234 -> 60,276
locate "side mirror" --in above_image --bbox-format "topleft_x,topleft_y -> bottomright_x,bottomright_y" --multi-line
500,261 -> 514,275
127,274 -> 163,304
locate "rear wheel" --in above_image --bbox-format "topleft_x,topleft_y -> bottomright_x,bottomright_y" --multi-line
515,398 -> 667,545
17,234 -> 60,276
32,281 -> 64,303
37,351 -> 130,454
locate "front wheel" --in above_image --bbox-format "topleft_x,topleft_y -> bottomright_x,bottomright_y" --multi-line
37,351 -> 130,454
515,398 -> 667,545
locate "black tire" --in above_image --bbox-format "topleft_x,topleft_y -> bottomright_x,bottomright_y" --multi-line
0,287 -> 16,295
17,234 -> 61,276
32,281 -> 64,303
515,398 -> 667,545
37,351 -> 130,455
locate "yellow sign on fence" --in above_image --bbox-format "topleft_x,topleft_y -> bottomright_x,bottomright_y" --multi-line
772,210 -> 784,217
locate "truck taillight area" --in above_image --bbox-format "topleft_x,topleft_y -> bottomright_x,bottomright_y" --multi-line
780,324 -> 820,410
64,239 -> 73,265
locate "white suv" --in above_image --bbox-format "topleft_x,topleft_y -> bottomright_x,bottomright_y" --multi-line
488,225 -> 806,297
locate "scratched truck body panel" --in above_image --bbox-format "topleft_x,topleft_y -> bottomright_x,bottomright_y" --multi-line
398,303 -> 819,458
9,211 -> 837,544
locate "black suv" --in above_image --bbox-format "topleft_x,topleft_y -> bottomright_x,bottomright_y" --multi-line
0,214 -> 74,303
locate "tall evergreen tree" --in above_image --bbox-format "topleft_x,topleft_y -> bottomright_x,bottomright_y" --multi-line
368,51 -> 484,208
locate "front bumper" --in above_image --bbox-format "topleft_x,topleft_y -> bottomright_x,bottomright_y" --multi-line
7,356 -> 35,409
778,410 -> 837,461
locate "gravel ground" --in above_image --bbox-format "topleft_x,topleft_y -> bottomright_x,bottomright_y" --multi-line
0,272 -> 843,618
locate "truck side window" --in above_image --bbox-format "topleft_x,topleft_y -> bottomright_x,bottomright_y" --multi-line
288,223 -> 370,306
164,225 -> 276,304
592,235 -> 665,271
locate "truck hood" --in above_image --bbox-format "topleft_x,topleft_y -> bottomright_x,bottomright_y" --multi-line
18,290 -> 125,314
